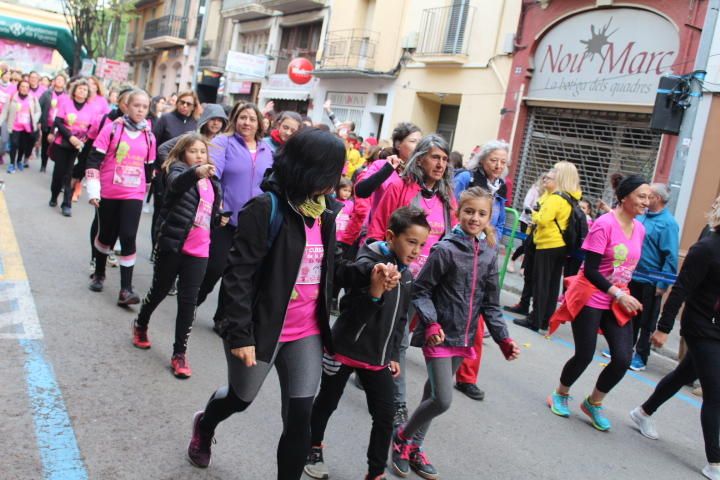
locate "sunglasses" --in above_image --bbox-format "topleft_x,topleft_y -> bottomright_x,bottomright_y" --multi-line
178,100 -> 195,107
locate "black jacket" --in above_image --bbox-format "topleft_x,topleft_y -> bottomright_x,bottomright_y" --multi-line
218,175 -> 368,359
152,110 -> 198,150
657,230 -> 720,342
156,162 -> 222,253
332,242 -> 412,366
470,168 -> 507,200
39,88 -> 65,130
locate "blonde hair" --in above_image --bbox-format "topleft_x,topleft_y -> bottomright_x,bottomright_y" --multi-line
162,133 -> 212,172
553,161 -> 581,193
458,186 -> 497,247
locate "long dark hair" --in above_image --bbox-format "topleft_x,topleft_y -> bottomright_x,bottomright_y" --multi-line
273,128 -> 345,205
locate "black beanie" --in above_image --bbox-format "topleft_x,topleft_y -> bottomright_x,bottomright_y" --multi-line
616,174 -> 648,202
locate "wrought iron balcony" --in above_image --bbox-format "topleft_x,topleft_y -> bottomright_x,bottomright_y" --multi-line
415,3 -> 475,64
315,29 -> 379,78
143,15 -> 189,48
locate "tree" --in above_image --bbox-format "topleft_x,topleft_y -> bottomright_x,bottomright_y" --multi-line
61,0 -> 135,74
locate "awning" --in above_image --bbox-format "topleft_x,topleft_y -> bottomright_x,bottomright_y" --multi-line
260,89 -> 310,101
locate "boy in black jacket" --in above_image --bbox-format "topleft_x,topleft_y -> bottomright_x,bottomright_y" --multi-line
305,206 -> 431,480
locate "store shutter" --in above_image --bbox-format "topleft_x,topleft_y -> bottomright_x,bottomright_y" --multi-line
513,107 -> 662,208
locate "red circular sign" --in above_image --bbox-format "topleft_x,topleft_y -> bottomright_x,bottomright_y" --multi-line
287,57 -> 314,85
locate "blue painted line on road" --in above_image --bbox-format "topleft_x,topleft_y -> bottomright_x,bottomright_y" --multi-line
19,339 -> 88,480
0,297 -> 19,314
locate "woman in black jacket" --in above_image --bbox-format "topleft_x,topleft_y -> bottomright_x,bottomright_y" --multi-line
131,133 -> 221,378
630,200 -> 720,480
186,129 -> 385,479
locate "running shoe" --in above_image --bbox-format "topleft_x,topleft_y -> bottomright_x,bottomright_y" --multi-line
304,445 -> 329,479
6,164 -> 14,174
61,206 -> 72,217
601,349 -> 611,359
409,447 -> 438,480
49,199 -> 57,207
629,353 -> 646,371
17,162 -> 24,172
581,397 -> 611,431
455,382 -> 485,401
503,303 -> 529,315
630,407 -> 658,440
391,428 -> 412,477
117,288 -> 140,306
547,391 -> 571,417
171,353 -> 192,378
131,319 -> 151,349
512,317 -> 539,332
88,274 -> 105,292
187,411 -> 214,468
107,253 -> 119,268
393,402 -> 408,429
703,464 -> 720,480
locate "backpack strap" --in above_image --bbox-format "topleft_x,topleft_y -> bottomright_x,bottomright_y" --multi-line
553,191 -> 575,235
267,191 -> 284,249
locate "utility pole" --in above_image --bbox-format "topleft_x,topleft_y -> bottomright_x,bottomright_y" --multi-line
191,0 -> 210,92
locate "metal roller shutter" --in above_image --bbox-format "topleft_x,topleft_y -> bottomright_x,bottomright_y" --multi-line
512,107 -> 661,208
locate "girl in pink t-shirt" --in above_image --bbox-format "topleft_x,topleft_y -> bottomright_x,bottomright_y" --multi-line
334,177 -> 355,241
549,175 -> 649,432
86,89 -> 156,307
132,133 -> 222,379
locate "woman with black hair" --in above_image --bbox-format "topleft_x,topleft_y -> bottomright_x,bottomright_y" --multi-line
186,128 -> 390,479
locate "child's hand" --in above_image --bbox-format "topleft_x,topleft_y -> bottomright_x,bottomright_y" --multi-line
382,263 -> 400,291
195,164 -> 216,179
500,339 -> 521,361
369,264 -> 388,299
426,328 -> 445,347
389,361 -> 401,378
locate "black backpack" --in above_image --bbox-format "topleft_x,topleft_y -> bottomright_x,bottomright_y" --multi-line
553,191 -> 588,253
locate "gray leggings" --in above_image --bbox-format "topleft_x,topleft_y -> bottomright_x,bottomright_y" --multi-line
403,356 -> 463,445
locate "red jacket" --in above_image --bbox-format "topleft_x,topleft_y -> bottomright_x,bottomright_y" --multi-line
340,168 -> 372,245
548,273 -> 633,335
367,177 -> 458,242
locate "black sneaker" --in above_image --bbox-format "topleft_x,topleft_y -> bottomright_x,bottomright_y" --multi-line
391,429 -> 412,477
49,199 -> 57,207
61,206 -> 72,217
187,411 -> 214,468
503,303 -> 529,315
117,288 -> 140,306
89,274 -> 105,292
513,317 -> 539,332
455,382 -> 485,401
409,447 -> 439,480
393,402 -> 408,429
303,445 -> 329,479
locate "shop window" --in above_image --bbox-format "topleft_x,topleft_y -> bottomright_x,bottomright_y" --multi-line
326,92 -> 367,131
239,31 -> 270,56
276,22 -> 322,74
375,93 -> 387,106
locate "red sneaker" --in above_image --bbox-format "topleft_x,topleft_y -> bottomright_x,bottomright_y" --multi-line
132,320 -> 151,349
171,353 -> 192,378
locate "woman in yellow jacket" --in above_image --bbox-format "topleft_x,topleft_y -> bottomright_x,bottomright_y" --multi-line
515,161 -> 582,332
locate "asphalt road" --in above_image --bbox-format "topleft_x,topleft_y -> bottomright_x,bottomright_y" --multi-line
0,166 -> 707,480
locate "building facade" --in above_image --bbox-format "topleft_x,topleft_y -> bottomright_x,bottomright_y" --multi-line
496,0 -> 708,248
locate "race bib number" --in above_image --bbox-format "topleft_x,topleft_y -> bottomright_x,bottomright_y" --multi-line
297,244 -> 323,285
113,165 -> 142,188
16,111 -> 30,124
336,212 -> 350,232
193,198 -> 212,229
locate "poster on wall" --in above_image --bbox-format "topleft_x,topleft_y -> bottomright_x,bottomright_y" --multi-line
0,38 -> 54,72
527,8 -> 680,105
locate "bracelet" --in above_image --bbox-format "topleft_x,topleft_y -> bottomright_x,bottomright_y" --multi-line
613,289 -> 626,300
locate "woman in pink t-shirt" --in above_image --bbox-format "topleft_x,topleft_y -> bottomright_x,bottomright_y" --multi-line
0,79 -> 40,173
86,89 -> 156,306
132,134 -> 222,379
548,175 -> 650,431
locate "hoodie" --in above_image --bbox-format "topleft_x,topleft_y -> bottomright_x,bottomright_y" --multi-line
532,190 -> 583,250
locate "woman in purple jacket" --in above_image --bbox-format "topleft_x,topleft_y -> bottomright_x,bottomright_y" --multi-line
196,103 -> 273,329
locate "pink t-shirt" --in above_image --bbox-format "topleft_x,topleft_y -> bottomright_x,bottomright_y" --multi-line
11,95 -> 33,132
280,221 -> 324,343
86,95 -> 111,140
53,97 -> 93,143
29,85 -> 46,100
46,90 -> 67,128
335,198 -> 354,239
91,121 -> 156,201
334,352 -> 387,371
582,212 -> 646,309
409,194 -> 445,277
181,178 -> 215,258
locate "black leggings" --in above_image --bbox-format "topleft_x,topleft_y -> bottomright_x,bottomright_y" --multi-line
311,363 -> 395,477
40,129 -> 51,170
196,224 -> 236,322
137,250 -> 207,354
531,246 -> 566,330
560,306 -> 633,393
629,280 -> 662,364
10,130 -> 34,166
642,336 -> 720,463
50,146 -> 79,208
94,199 -> 143,289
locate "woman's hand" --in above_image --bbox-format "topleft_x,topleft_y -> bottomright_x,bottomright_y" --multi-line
89,198 -> 100,208
196,164 -> 216,179
386,155 -> 404,171
69,136 -> 83,150
47,133 -> 55,143
389,361 -> 401,378
231,346 -> 257,367
617,294 -> 643,314
426,328 -> 445,347
650,330 -> 669,348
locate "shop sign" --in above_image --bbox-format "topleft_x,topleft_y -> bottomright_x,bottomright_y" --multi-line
528,8 -> 679,105
95,57 -> 130,82
266,74 -> 316,91
327,92 -> 367,107
225,51 -> 268,78
227,79 -> 252,94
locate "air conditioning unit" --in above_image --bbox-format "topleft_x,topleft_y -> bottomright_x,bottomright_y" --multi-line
402,32 -> 418,50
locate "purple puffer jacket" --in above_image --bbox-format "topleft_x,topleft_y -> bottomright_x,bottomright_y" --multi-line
210,133 -> 273,226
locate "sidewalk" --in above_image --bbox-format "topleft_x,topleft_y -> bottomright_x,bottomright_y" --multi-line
500,264 -> 683,363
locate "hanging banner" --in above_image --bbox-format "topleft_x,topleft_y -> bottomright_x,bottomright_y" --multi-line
225,51 -> 267,78
528,8 -> 679,105
0,38 -> 53,67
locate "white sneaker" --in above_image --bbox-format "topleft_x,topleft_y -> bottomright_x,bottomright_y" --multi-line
630,407 -> 658,440
703,464 -> 720,480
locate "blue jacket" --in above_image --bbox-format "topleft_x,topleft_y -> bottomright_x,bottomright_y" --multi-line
454,169 -> 506,239
633,208 -> 679,290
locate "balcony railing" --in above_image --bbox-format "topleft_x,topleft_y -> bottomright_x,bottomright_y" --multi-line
416,3 -> 474,57
320,29 -> 377,71
144,15 -> 188,41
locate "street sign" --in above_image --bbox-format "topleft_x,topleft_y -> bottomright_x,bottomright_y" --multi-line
95,57 -> 130,82
225,51 -> 267,78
